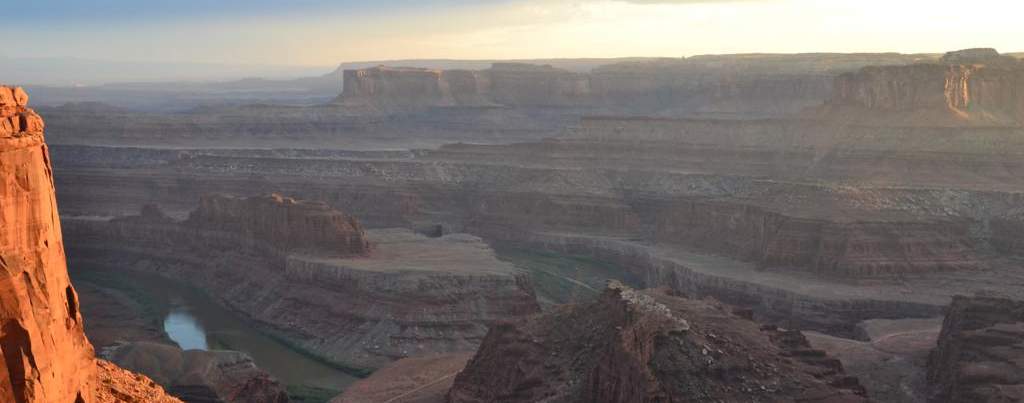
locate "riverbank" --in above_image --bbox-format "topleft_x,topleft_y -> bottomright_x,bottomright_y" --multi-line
70,265 -> 361,402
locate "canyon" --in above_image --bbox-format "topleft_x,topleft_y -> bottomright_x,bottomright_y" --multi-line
8,48 -> 1024,402
64,196 -> 540,373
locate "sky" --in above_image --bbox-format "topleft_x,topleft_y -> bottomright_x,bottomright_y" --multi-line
5,0 -> 1023,67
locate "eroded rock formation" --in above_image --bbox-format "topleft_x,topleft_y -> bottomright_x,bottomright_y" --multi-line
447,282 -> 869,402
105,342 -> 290,403
0,85 -> 178,402
827,49 -> 1024,126
927,296 -> 1024,402
185,193 -> 371,257
64,201 -> 540,371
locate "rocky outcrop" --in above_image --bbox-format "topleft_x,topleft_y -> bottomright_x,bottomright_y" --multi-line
96,360 -> 181,403
927,296 -> 1024,403
0,85 -> 178,402
448,282 -> 869,402
826,49 -> 1024,126
185,193 -> 371,257
105,342 -> 290,403
64,202 -> 540,371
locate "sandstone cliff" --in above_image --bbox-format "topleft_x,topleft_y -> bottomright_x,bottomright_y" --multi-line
338,54 -> 926,116
651,199 -> 978,277
927,296 -> 1024,402
448,282 -> 869,402
186,193 -> 371,257
826,49 -> 1024,126
340,63 -> 587,108
0,85 -> 178,402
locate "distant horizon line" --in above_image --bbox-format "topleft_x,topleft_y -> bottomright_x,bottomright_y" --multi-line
7,48 -> 1023,70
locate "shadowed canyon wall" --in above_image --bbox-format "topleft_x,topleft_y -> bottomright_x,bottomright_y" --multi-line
927,296 -> 1024,402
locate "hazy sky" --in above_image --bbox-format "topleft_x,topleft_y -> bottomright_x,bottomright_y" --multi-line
7,0 -> 1023,66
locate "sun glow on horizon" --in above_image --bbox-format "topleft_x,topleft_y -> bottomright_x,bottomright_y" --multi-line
4,0 -> 1023,66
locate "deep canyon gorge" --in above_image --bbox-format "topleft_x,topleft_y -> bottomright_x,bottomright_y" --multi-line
5,47 -> 1024,403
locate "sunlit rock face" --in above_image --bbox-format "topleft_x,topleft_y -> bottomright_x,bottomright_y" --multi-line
826,49 -> 1024,126
0,84 -> 97,402
0,85 -> 179,402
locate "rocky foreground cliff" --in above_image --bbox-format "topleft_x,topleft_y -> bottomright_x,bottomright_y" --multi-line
927,296 -> 1024,402
0,85 -> 178,402
447,282 -> 869,402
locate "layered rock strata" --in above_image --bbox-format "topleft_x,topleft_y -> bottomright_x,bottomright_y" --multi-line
338,53 -> 927,116
106,342 -> 290,403
0,85 -> 178,402
186,193 -> 371,257
63,202 -> 540,371
927,296 -> 1024,402
827,49 -> 1024,126
651,199 -> 978,277
448,282 -> 869,402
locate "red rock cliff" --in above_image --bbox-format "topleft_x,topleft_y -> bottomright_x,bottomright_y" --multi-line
827,49 -> 1024,126
0,85 -> 178,402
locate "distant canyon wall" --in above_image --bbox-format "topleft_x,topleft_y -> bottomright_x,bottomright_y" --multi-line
339,54 -> 930,117
827,49 -> 1024,126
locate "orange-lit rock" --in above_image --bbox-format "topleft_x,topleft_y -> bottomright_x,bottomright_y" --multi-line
0,85 -> 179,403
826,49 -> 1024,126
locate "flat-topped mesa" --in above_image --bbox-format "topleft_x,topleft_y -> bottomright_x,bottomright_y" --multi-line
340,63 -> 588,107
826,48 -> 1024,126
185,193 -> 371,257
939,48 -> 1016,66
0,85 -> 178,402
341,66 -> 452,106
927,296 -> 1024,403
448,283 -> 868,403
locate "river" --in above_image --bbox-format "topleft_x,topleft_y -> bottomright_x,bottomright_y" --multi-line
74,268 -> 360,394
